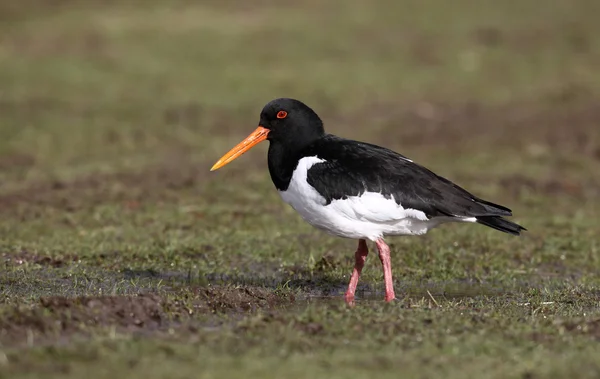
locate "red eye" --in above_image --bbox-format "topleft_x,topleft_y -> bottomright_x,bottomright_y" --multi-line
276,110 -> 288,119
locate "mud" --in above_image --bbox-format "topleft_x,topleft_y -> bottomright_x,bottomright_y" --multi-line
2,250 -> 80,267
562,318 -> 600,340
193,286 -> 295,312
0,286 -> 294,347
0,294 -> 164,345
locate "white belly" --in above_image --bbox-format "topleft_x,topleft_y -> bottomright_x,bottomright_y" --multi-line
278,157 -> 469,241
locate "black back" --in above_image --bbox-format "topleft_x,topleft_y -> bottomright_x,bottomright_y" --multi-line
291,135 -> 512,218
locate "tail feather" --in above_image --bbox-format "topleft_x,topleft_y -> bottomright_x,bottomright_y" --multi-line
476,216 -> 526,236
473,197 -> 513,217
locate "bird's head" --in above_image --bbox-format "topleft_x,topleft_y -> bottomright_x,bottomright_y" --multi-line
210,98 -> 324,171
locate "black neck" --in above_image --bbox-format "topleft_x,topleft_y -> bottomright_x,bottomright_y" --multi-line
267,141 -> 303,191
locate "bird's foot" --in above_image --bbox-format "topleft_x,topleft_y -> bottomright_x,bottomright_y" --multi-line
384,292 -> 396,303
344,292 -> 356,307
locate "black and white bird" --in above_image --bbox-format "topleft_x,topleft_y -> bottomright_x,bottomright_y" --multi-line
211,98 -> 526,304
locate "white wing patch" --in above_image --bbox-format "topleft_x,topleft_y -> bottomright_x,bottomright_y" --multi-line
278,156 -> 467,240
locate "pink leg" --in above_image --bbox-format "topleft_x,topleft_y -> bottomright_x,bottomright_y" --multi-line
344,239 -> 368,305
375,239 -> 396,302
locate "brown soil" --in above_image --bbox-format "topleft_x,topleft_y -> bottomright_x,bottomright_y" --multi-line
2,250 -> 80,267
194,286 -> 294,312
561,317 -> 600,340
0,286 -> 294,347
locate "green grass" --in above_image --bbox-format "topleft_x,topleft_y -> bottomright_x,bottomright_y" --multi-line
1,0 -> 600,378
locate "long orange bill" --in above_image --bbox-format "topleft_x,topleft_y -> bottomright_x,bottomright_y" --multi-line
210,126 -> 270,171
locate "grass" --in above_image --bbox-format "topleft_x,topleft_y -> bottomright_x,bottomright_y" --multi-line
1,0 -> 600,378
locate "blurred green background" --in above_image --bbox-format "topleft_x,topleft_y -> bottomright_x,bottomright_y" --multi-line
1,1 -> 600,378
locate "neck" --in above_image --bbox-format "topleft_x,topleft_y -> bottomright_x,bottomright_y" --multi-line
266,119 -> 326,190
267,141 -> 303,191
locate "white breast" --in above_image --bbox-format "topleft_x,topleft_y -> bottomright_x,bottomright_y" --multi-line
278,156 -> 468,241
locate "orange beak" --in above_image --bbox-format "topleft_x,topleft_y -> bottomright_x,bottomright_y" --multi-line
210,126 -> 270,171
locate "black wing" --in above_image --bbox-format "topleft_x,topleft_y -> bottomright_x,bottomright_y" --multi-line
303,135 -> 513,219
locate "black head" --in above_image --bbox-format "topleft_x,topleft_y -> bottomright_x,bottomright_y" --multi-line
211,98 -> 325,171
259,98 -> 325,147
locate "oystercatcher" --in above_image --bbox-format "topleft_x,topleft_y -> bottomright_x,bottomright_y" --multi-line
211,98 -> 526,304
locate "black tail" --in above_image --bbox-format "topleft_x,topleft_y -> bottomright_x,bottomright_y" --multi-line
476,216 -> 526,236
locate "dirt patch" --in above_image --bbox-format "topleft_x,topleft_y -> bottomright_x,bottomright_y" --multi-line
560,317 -> 600,340
0,295 -> 165,346
193,286 -> 294,312
0,286 -> 294,347
2,250 -> 80,267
